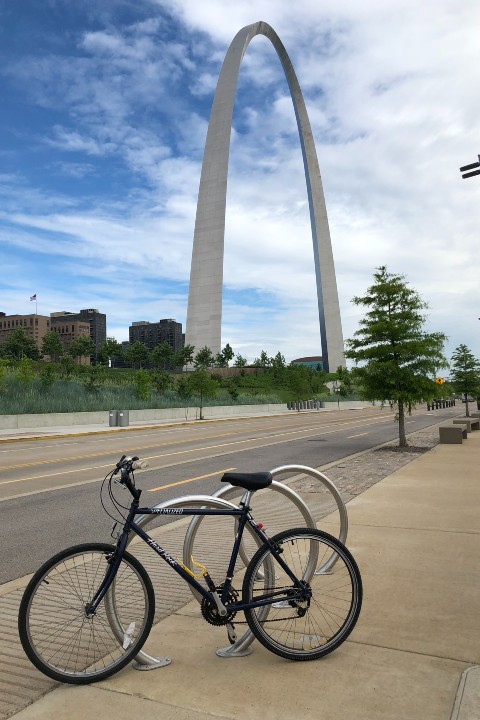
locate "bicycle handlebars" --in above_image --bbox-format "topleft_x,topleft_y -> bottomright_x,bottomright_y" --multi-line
113,455 -> 149,501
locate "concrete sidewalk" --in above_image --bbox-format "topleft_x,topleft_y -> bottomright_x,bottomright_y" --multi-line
6,430 -> 480,719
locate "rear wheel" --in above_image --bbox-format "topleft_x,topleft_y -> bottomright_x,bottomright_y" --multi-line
18,543 -> 155,684
242,528 -> 362,660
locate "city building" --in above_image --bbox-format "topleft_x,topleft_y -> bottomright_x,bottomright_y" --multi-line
129,319 -> 183,353
50,319 -> 91,364
51,309 -> 106,363
0,312 -> 50,350
291,356 -> 324,371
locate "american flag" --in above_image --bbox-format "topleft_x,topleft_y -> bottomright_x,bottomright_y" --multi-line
30,294 -> 37,301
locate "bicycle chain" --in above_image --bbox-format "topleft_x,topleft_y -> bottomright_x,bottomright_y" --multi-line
234,586 -> 307,624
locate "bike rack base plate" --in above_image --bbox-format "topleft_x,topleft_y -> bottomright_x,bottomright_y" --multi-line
132,657 -> 172,670
216,646 -> 254,658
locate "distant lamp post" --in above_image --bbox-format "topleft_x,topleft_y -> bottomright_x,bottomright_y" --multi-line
459,155 -> 480,179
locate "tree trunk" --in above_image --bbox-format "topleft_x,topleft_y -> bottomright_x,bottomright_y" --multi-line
464,393 -> 470,417
398,401 -> 407,447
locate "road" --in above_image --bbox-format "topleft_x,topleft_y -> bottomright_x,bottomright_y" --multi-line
0,405 -> 458,583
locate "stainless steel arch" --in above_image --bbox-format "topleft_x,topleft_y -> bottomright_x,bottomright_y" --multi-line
185,21 -> 345,372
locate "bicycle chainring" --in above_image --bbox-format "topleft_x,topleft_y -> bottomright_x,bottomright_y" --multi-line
200,585 -> 238,626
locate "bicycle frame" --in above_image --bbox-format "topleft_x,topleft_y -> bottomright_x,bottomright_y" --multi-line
87,493 -> 307,616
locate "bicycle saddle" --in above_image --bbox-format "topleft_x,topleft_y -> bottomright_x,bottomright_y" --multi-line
221,471 -> 273,491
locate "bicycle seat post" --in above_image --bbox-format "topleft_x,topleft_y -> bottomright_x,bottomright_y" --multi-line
239,490 -> 253,509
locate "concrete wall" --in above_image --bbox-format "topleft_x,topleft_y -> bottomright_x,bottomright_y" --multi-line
0,401 -> 379,430
0,404 -> 289,429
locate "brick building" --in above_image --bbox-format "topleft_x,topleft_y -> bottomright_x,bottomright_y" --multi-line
0,313 -> 50,350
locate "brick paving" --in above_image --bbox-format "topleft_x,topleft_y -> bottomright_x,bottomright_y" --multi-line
0,422 -> 443,719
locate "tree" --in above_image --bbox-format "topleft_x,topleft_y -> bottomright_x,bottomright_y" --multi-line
194,346 -> 214,370
188,369 -> 218,420
69,335 -> 95,364
449,344 -> 480,417
124,341 -> 150,369
16,357 -> 35,385
1,328 -> 40,360
335,366 -> 353,398
180,344 -> 195,369
345,266 -> 447,447
97,337 -> 122,367
39,363 -> 57,389
150,369 -> 172,394
233,354 -> 248,368
41,331 -> 64,362
253,350 -> 271,369
133,369 -> 152,400
151,342 -> 172,370
221,343 -> 235,367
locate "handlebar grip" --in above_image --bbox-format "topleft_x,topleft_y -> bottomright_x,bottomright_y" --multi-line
132,460 -> 149,470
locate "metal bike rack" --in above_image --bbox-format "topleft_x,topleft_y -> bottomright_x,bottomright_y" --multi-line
118,495 -> 254,669
182,467 -> 348,658
108,467 -> 348,666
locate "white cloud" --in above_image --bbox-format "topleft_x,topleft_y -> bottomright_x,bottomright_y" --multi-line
1,1 -> 480,364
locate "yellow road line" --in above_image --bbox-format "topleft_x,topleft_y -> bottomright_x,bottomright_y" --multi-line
0,415 -> 394,490
0,414 -> 389,471
148,468 -> 236,492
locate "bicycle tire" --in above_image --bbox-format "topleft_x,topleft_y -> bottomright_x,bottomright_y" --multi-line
242,528 -> 362,661
18,543 -> 155,684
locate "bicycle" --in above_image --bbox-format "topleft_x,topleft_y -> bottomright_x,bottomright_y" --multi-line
18,454 -> 363,684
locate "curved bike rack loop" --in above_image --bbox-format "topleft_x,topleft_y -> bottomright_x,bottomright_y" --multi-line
183,467 -> 348,658
120,495 -> 256,669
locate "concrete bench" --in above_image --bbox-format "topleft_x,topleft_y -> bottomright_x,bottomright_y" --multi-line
452,418 -> 480,432
470,411 -> 480,419
439,424 -> 467,444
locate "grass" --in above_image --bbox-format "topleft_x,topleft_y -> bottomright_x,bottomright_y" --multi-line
0,377 -> 281,415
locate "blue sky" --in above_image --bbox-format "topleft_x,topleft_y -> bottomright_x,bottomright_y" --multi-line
1,0 -> 480,365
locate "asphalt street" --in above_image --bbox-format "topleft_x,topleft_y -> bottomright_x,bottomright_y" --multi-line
0,405 -> 459,584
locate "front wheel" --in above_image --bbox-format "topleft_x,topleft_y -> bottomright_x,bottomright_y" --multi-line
242,528 -> 362,660
18,543 -> 155,684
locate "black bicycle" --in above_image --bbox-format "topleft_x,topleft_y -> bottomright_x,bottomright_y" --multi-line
18,455 -> 362,684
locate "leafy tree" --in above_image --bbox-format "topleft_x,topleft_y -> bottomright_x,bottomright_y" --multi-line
124,341 -> 150,369
194,346 -> 214,370
69,335 -> 95,364
214,352 -> 227,368
59,354 -> 76,378
253,350 -> 271,369
39,363 -> 57,389
221,343 -> 235,367
176,375 -> 193,402
151,342 -> 172,370
133,369 -> 152,400
225,379 -> 239,402
81,366 -> 107,393
150,369 -> 172,394
97,337 -> 122,367
41,330 -> 64,362
287,364 -> 311,399
335,366 -> 353,397
233,354 -> 248,368
180,343 -> 195,369
449,344 -> 480,417
188,369 -> 218,420
1,328 -> 40,360
345,266 -> 447,447
16,357 -> 35,385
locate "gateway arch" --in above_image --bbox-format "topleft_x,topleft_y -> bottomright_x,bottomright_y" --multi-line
185,21 -> 345,372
